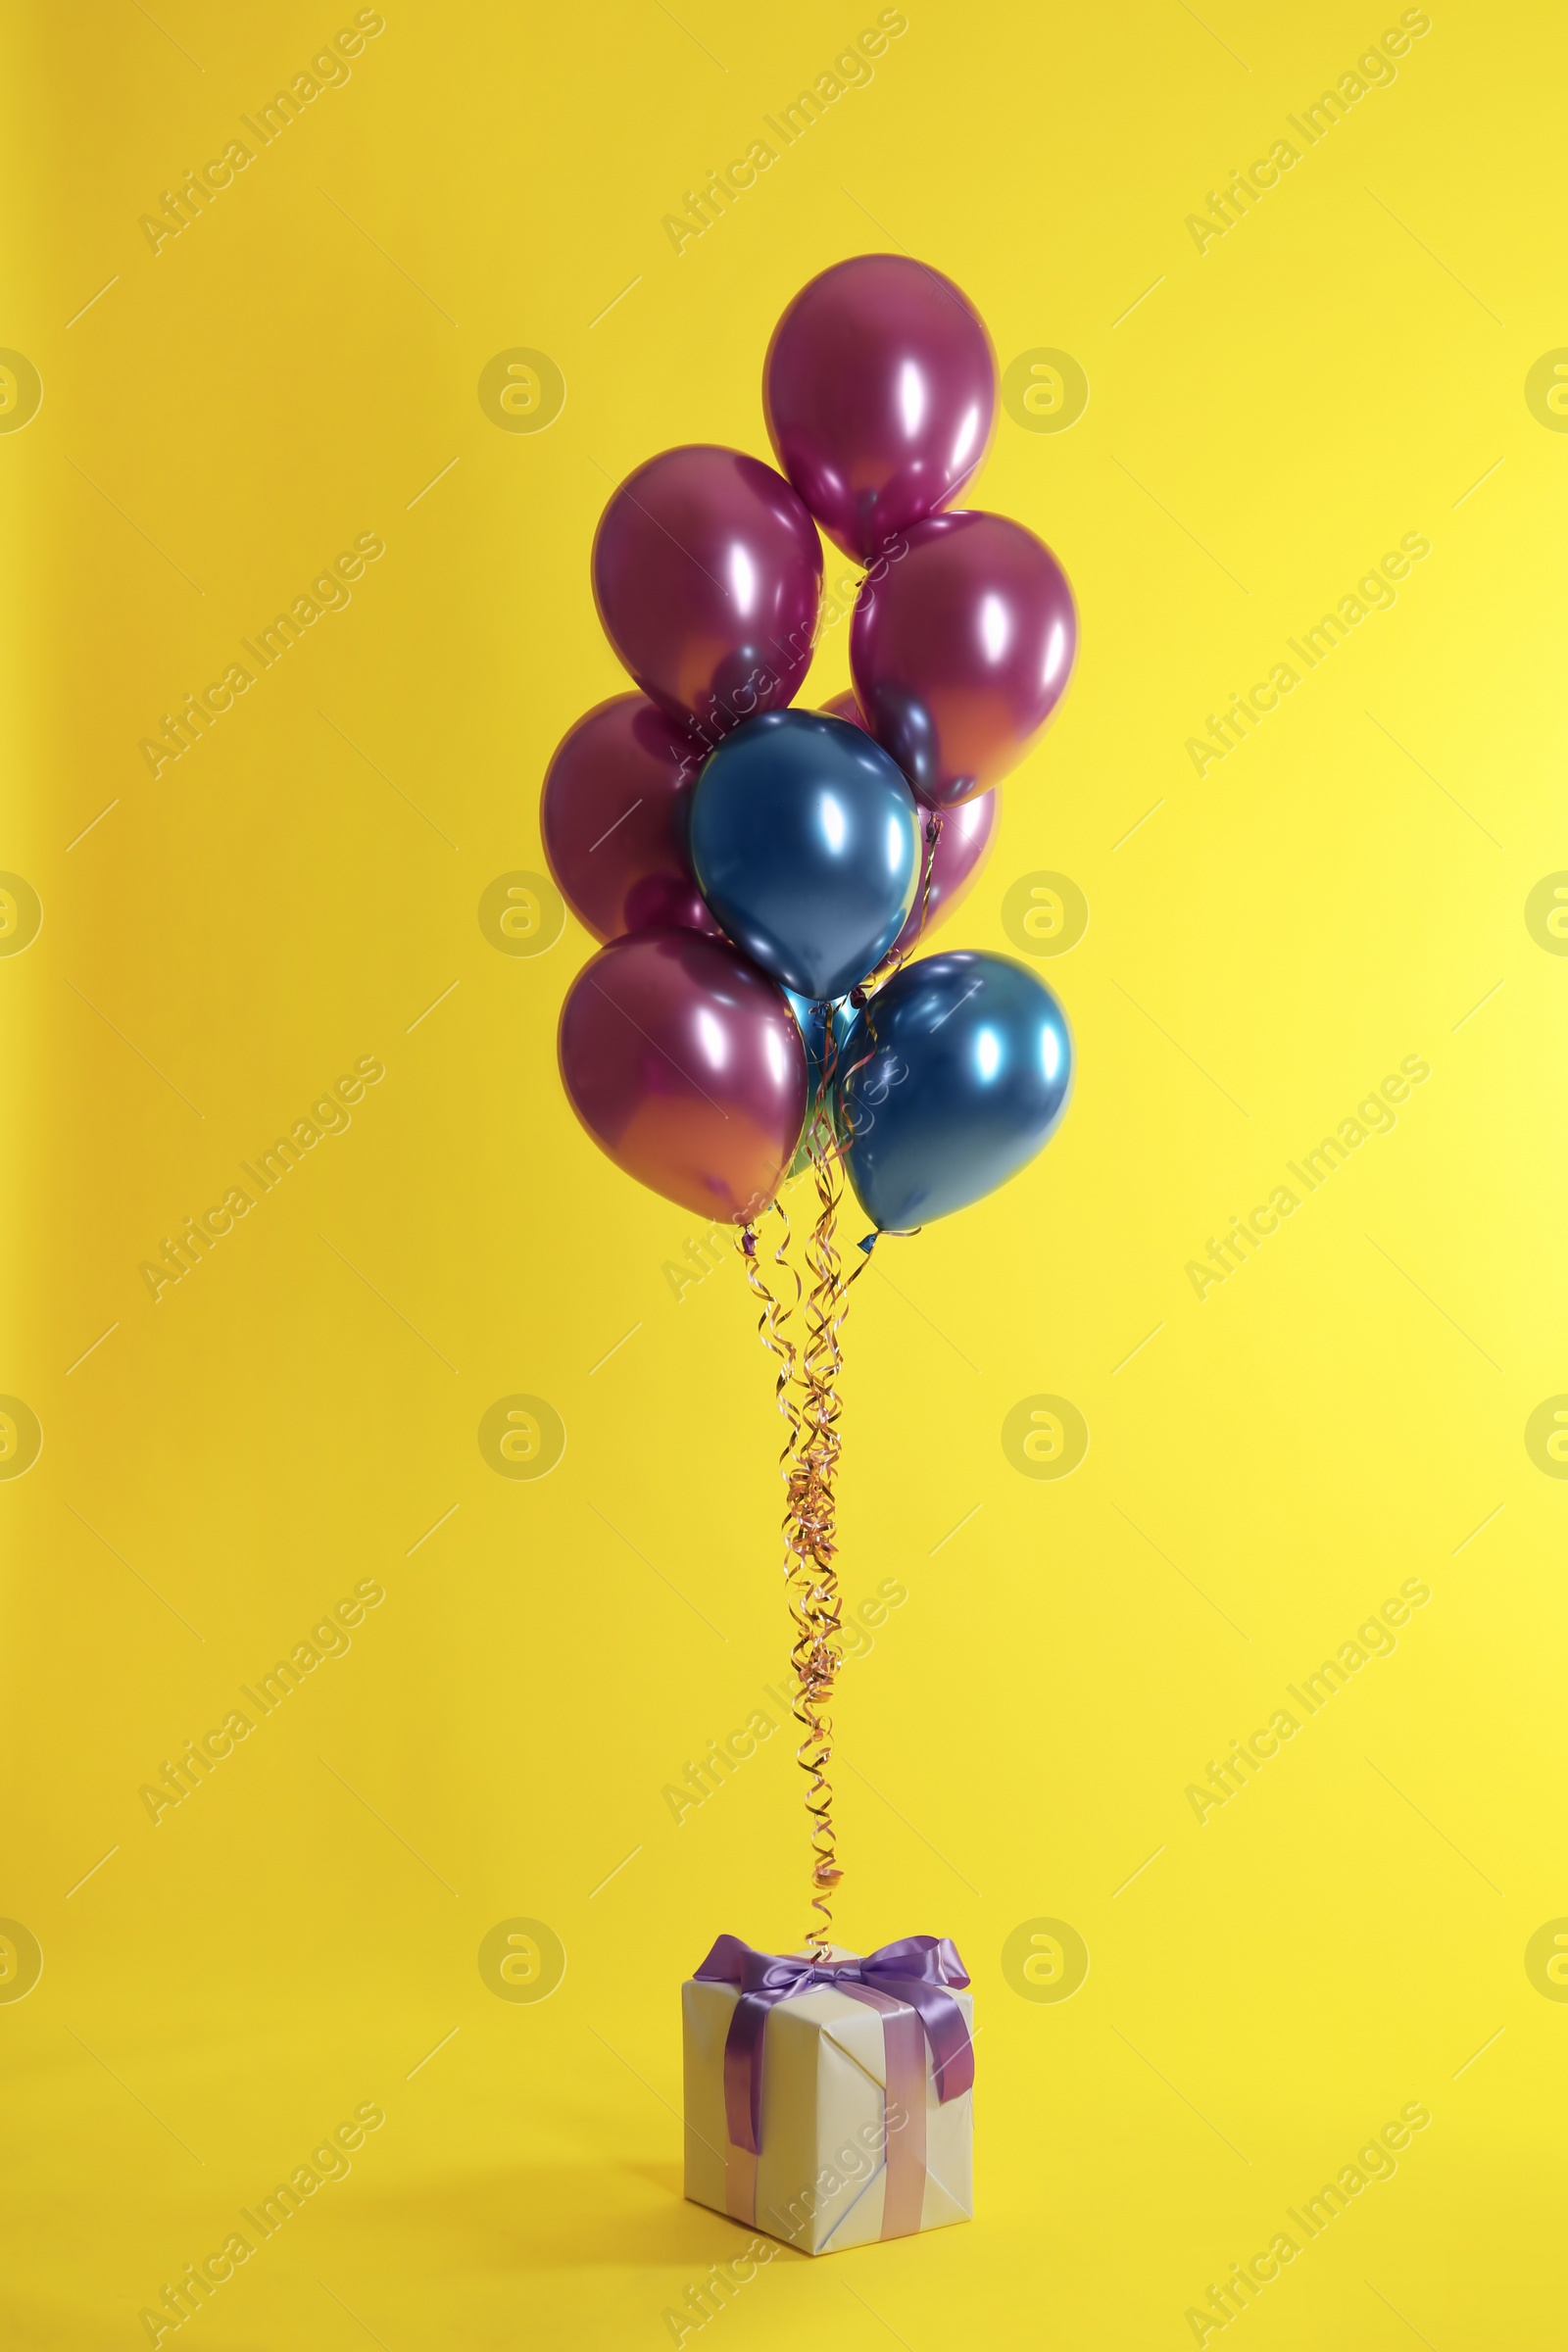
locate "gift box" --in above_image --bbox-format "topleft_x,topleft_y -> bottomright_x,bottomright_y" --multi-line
682,1934 -> 974,2256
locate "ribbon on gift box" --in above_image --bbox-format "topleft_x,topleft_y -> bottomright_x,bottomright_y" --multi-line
693,1934 -> 973,2241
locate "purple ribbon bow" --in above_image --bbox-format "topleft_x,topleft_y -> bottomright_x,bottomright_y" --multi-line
693,1933 -> 974,2157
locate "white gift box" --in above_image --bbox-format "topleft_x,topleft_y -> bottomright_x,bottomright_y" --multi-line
682,1941 -> 974,2256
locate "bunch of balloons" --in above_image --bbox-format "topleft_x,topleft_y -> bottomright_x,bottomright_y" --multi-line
543,254 -> 1079,1946
547,254 -> 1078,1245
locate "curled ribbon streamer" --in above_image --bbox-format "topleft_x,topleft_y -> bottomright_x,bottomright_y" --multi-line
792,1018 -> 850,1954
865,808 -> 945,997
740,1198 -> 801,1487
737,1193 -> 827,1948
837,809 -> 946,1192
738,1019 -> 858,1952
740,842 -> 957,1951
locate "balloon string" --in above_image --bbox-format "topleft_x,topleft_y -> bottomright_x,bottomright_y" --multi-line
791,1016 -> 850,1954
739,1200 -> 801,1481
744,878 -> 941,1947
838,808 -> 946,1163
740,1151 -> 848,1954
864,808 -> 944,997
916,808 -> 945,936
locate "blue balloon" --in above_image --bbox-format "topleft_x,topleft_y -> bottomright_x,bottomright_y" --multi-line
835,952 -> 1073,1231
689,710 -> 921,1003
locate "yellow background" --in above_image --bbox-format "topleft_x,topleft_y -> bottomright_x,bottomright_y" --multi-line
4,0 -> 1565,2343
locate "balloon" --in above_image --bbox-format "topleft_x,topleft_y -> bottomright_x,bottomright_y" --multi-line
835,952 -> 1072,1231
558,928 -> 808,1223
825,694 -> 1001,957
592,445 -> 822,743
763,255 -> 997,562
688,710 -> 920,1004
540,694 -> 719,943
851,511 -> 1077,808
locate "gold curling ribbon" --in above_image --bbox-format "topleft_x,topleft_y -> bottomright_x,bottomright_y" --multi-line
791,1016 -> 849,1955
738,1008 -> 858,1953
736,814 -> 945,1950
864,808 -> 944,996
740,1195 -> 801,1484
837,808 -> 946,1119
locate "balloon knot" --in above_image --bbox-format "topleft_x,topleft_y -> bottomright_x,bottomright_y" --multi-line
857,1232 -> 878,1255
740,1227 -> 758,1258
849,986 -> 868,1008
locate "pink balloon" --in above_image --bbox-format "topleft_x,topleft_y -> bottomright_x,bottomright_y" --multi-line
851,511 -> 1077,809
541,694 -> 720,944
821,691 -> 998,956
558,928 -> 808,1223
592,445 -> 822,745
764,255 -> 997,563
